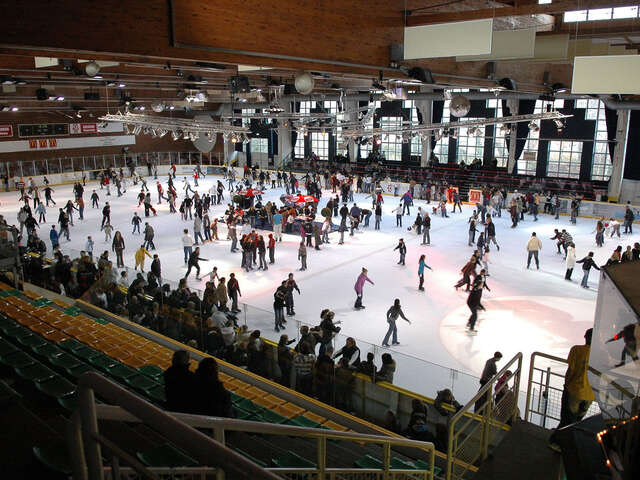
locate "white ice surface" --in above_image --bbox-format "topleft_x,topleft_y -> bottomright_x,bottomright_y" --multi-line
3,175 -> 638,402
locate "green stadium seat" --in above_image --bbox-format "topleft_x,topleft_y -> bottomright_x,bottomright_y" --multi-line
16,334 -> 48,349
87,354 -> 117,371
286,415 -> 321,428
136,443 -> 199,468
413,459 -> 442,476
255,410 -> 288,425
272,451 -> 317,469
0,315 -> 16,332
138,365 -> 164,380
0,338 -> 19,357
48,353 -> 83,370
57,394 -> 78,412
3,324 -> 34,339
106,363 -> 138,381
355,454 -> 383,469
58,339 -> 86,353
124,374 -> 159,394
33,445 -> 72,475
15,363 -> 56,382
35,375 -> 76,398
234,398 -> 263,415
146,384 -> 166,404
0,351 -> 37,369
65,364 -> 95,379
32,343 -> 65,358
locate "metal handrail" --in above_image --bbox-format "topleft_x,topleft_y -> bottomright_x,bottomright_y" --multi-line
72,372 -> 436,480
70,371 -> 281,480
524,351 -> 636,424
445,352 -> 523,480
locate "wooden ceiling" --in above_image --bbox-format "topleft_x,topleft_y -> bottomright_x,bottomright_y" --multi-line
0,0 -> 638,113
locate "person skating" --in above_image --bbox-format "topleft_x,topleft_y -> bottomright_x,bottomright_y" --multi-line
393,203 -> 403,227
112,231 -> 125,268
576,251 -> 600,289
418,254 -> 433,291
565,243 -> 576,280
468,216 -> 477,246
131,212 -> 142,234
182,229 -> 194,265
421,212 -> 431,245
273,281 -> 287,332
623,205 -> 634,234
185,247 -> 208,280
285,273 -> 301,316
382,298 -> 411,346
227,273 -> 241,313
466,270 -> 490,334
44,186 -> 56,206
354,267 -> 374,309
257,235 -> 268,270
151,254 -> 162,283
454,256 -> 477,291
526,232 -> 542,270
394,238 -> 406,265
134,244 -> 152,272
297,241 -> 307,271
485,215 -> 499,251
101,202 -> 111,229
144,223 -> 155,250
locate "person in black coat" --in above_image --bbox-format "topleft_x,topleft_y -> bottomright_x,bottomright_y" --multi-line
466,270 -> 490,334
164,350 -> 196,413
394,238 -> 407,265
185,247 -> 207,280
193,357 -> 233,417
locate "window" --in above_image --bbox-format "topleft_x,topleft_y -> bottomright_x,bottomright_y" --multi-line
311,132 -> 328,160
294,101 -> 316,157
564,6 -> 639,22
403,99 -> 422,156
432,98 -> 451,162
581,99 -> 613,181
547,141 -> 582,179
250,137 -> 268,154
380,116 -> 403,161
456,119 -> 485,165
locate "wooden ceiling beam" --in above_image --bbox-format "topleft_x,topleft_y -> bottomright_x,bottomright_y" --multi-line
406,0 -> 634,26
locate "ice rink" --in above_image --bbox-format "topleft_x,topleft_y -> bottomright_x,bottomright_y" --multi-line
3,173 -> 636,401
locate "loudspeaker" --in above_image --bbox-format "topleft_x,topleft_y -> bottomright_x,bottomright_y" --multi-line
228,76 -> 250,93
390,44 -> 404,63
407,67 -> 435,84
36,88 -> 48,100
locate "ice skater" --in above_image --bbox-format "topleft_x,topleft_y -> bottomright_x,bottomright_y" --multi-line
134,244 -> 152,272
298,241 -> 307,271
354,267 -> 374,309
565,243 -> 576,280
418,254 -> 433,291
394,238 -> 406,265
466,269 -> 490,334
454,256 -> 477,291
576,251 -> 600,289
285,273 -> 301,316
90,190 -> 99,208
382,299 -> 411,347
131,212 -> 142,234
526,232 -> 542,270
185,246 -> 207,280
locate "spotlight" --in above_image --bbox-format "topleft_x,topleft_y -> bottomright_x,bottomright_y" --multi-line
168,105 -> 175,110
85,61 -> 101,77
56,96 -> 65,101
499,124 -> 510,135
157,129 -> 168,138
10,106 -> 19,112
171,130 -> 181,141
76,111 -> 82,118
132,125 -> 142,135
321,129 -> 326,137
468,127 -> 477,136
189,132 -> 198,141
118,82 -> 126,88
151,102 -> 165,113
528,121 -> 539,133
375,137 -> 382,145
207,132 -> 215,142
230,133 -> 238,143
138,105 -> 145,111
553,119 -> 564,129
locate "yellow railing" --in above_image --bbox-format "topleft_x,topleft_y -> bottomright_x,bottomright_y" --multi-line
445,353 -> 523,480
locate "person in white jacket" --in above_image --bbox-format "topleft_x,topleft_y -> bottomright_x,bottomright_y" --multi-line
565,242 -> 576,280
526,232 -> 542,269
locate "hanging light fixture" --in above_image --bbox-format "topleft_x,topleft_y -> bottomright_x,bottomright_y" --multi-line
528,121 -> 539,133
158,129 -> 168,138
132,125 -> 142,135
171,130 -> 181,141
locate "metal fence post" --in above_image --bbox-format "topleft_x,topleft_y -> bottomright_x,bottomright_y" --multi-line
66,411 -> 89,480
78,385 -> 105,480
542,367 -> 552,428
317,436 -> 327,480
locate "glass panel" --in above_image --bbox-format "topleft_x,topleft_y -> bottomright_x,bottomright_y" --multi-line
564,10 -> 588,22
588,8 -> 612,21
613,6 -> 638,19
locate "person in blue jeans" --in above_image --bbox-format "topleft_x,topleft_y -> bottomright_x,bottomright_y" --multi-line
382,299 -> 411,347
576,252 -> 600,289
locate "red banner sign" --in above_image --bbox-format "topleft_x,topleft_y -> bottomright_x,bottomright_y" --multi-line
69,123 -> 98,134
0,125 -> 12,137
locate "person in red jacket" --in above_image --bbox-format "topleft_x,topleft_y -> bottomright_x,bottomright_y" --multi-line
268,233 -> 276,264
454,256 -> 478,291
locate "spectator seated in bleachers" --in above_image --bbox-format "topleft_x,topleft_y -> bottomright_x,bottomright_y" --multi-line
164,350 -> 196,413
434,388 -> 462,419
194,357 -> 233,418
406,399 -> 436,443
375,353 -> 396,384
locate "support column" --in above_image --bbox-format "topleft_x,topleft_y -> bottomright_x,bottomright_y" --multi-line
277,102 -> 292,169
346,99 -> 358,163
506,99 -> 518,174
416,99 -> 432,167
607,110 -> 630,203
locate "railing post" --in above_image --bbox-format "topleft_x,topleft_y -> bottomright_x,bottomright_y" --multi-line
383,442 -> 391,480
317,436 -> 326,480
66,411 -> 88,480
78,385 -> 105,480
481,388 -> 494,460
542,367 -> 552,428
524,353 -> 537,422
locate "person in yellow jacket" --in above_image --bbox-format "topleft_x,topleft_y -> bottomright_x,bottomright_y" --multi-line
134,244 -> 152,272
549,328 -> 595,452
